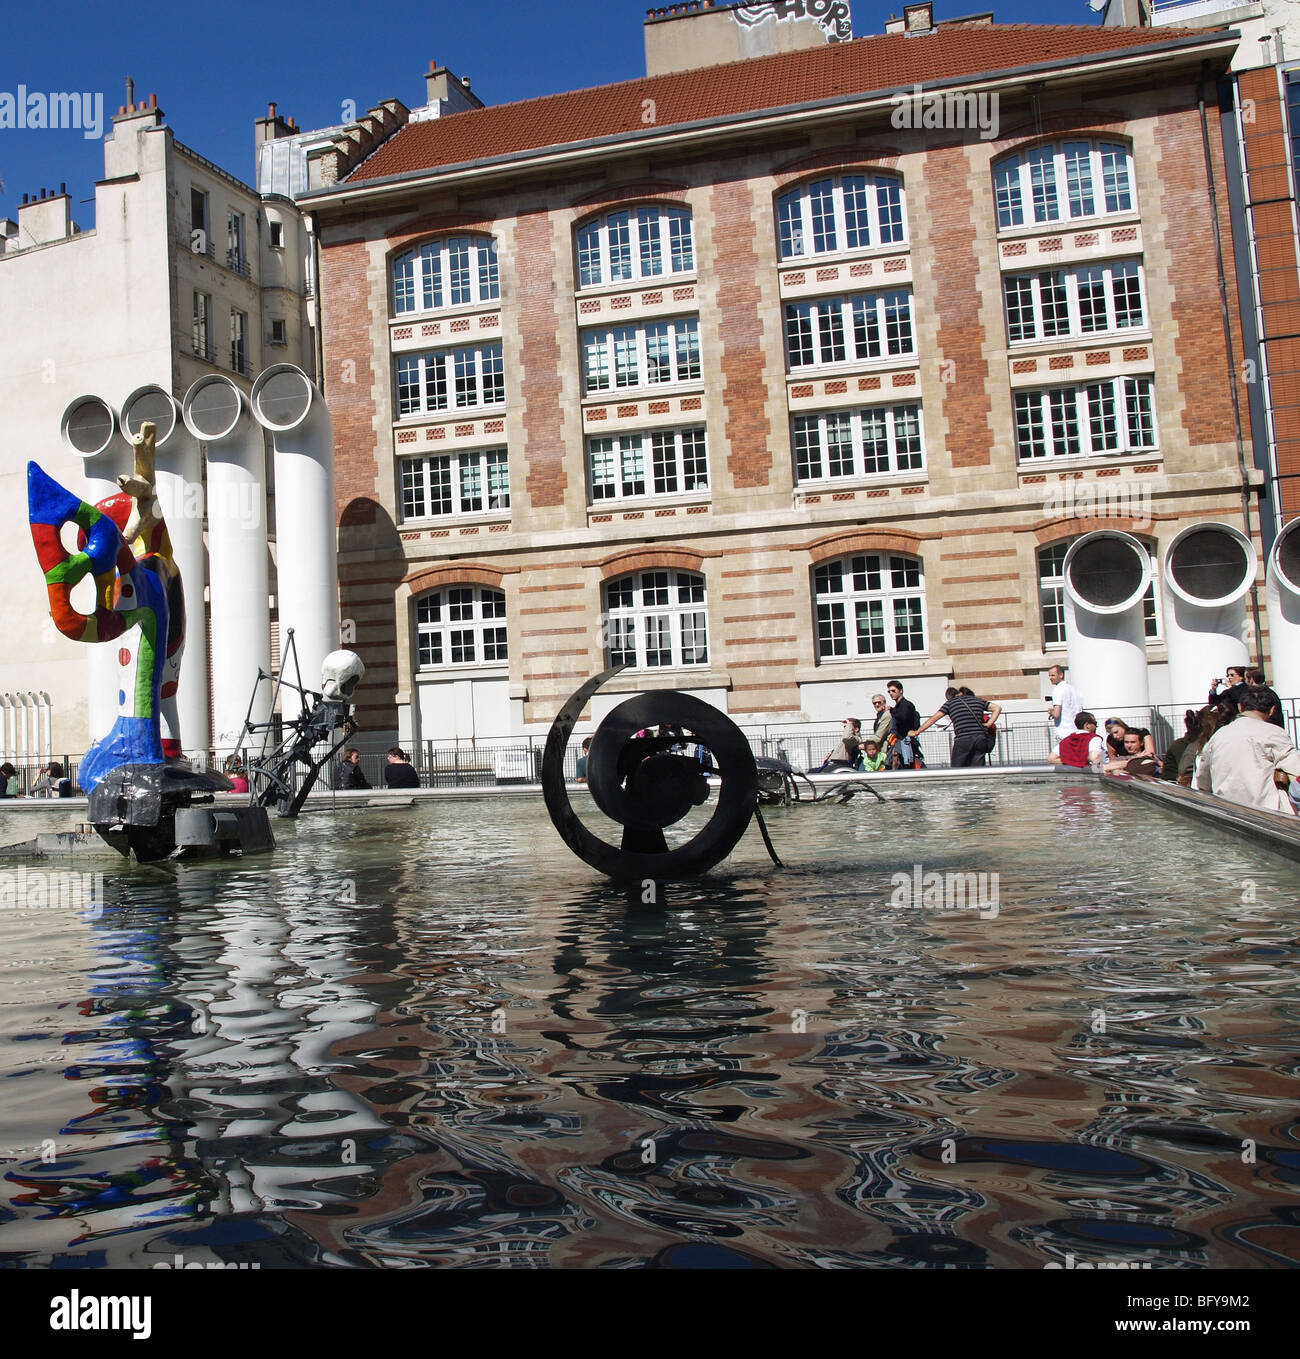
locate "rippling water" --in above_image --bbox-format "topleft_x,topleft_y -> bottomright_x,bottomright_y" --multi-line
1,777 -> 1298,1269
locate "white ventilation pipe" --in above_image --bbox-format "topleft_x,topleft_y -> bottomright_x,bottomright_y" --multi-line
0,694 -> 12,764
182,375 -> 272,750
17,692 -> 32,777
251,366 -> 339,721
121,386 -> 211,762
60,395 -> 132,749
1162,523 -> 1256,709
1266,517 -> 1300,702
1062,530 -> 1153,713
36,692 -> 52,769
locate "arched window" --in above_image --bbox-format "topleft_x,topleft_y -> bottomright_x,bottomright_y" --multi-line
993,140 -> 1134,231
776,174 -> 906,260
603,570 -> 708,669
415,586 -> 507,667
1037,538 -> 1160,649
392,235 -> 499,315
813,554 -> 926,659
576,206 -> 694,288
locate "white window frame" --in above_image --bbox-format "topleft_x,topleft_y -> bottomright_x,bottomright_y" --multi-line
227,210 -> 246,274
604,570 -> 708,670
776,174 -> 907,260
396,343 -> 505,417
415,586 -> 508,669
576,206 -> 694,289
581,317 -> 700,395
1004,259 -> 1146,344
813,554 -> 927,660
792,405 -> 924,484
784,291 -> 915,369
230,308 -> 248,375
995,140 -> 1135,231
587,427 -> 709,503
392,235 -> 500,316
268,219 -> 284,250
192,291 -> 211,361
1038,537 -> 1161,648
1014,376 -> 1157,461
400,448 -> 510,522
269,318 -> 287,346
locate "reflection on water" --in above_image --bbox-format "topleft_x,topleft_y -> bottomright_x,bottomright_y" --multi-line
1,779 -> 1298,1268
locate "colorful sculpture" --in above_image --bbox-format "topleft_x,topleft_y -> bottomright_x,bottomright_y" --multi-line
28,423 -> 184,791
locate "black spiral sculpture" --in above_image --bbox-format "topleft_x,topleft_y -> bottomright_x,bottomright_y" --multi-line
542,667 -> 766,879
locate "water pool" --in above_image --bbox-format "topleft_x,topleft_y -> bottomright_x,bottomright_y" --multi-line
0,777 -> 1297,1269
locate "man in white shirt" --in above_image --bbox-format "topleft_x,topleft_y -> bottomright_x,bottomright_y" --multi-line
1047,664 -> 1082,749
1196,688 -> 1300,815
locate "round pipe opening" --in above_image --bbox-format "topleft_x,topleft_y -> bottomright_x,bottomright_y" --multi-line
121,386 -> 179,444
183,375 -> 245,441
1270,519 -> 1300,595
1063,532 -> 1151,614
60,396 -> 117,458
1164,524 -> 1255,607
251,364 -> 314,431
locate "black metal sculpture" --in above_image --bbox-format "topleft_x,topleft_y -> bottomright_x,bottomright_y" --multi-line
542,666 -> 777,879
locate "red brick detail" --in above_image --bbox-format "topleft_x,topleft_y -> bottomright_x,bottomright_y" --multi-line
597,545 -> 710,578
926,147 -> 992,468
397,430 -> 417,443
591,514 -> 613,522
892,371 -> 917,386
672,286 -> 695,302
785,272 -> 806,286
484,420 -> 505,433
1001,242 -> 1027,257
587,407 -> 607,420
824,380 -> 848,395
1040,237 -> 1063,252
569,181 -> 690,211
883,257 -> 907,272
1085,351 -> 1111,366
713,180 -> 771,487
393,327 -> 413,340
1021,474 -> 1047,484
490,523 -> 509,532
422,323 -> 440,336
640,291 -> 664,305
400,531 -> 420,541
622,511 -> 644,519
1049,355 -> 1074,370
404,563 -> 517,593
858,376 -> 881,390
579,299 -> 601,314
686,505 -> 708,513
450,318 -> 470,332
849,262 -> 872,277
459,526 -> 480,534
1133,464 -> 1159,473
680,396 -> 702,410
431,528 -> 449,536
816,266 -> 839,282
479,314 -> 500,328
611,295 -> 632,309
1110,226 -> 1138,243
454,423 -> 475,436
617,404 -> 639,417
1122,347 -> 1149,363
518,212 -> 566,508
1033,515 -> 1159,545
865,488 -> 888,497
1096,467 -> 1123,477
901,485 -> 924,494
429,426 -> 446,439
806,528 -> 928,564
649,401 -> 670,414
1012,359 -> 1038,374
385,213 -> 496,253
771,148 -> 901,184
791,384 -> 814,398
831,491 -> 855,501
655,508 -> 677,516
804,495 -> 822,503
1073,233 -> 1099,247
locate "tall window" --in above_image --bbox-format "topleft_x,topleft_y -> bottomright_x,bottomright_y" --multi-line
576,207 -> 694,288
396,343 -> 505,416
401,449 -> 509,520
192,292 -> 211,361
1287,72 -> 1300,187
1014,377 -> 1156,461
416,587 -> 507,667
994,141 -> 1134,230
785,292 -> 914,368
813,554 -> 926,659
227,211 -> 246,275
776,175 -> 906,259
230,309 -> 248,375
793,406 -> 923,483
1039,539 -> 1160,648
604,570 -> 708,669
582,318 -> 700,393
1004,260 -> 1145,343
392,236 -> 500,315
189,187 -> 210,255
587,428 -> 708,502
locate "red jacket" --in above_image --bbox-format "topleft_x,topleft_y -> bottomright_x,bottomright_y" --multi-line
1058,731 -> 1097,768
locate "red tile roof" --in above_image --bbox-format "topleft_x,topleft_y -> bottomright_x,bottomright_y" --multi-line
344,23 -> 1228,185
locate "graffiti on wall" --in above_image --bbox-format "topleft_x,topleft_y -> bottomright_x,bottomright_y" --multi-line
734,1 -> 853,43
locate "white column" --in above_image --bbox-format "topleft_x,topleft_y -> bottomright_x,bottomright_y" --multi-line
1063,530 -> 1153,713
59,396 -> 131,749
251,366 -> 338,720
182,376 -> 272,752
1266,519 -> 1300,702
121,386 -> 211,763
1161,523 -> 1255,710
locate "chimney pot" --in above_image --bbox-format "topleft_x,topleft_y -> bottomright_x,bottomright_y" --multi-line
149,92 -> 156,108
60,182 -> 66,195
268,101 -> 276,118
429,59 -> 437,72
287,115 -> 295,128
22,193 -> 28,205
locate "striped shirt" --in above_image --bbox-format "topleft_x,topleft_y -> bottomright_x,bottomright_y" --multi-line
941,694 -> 990,741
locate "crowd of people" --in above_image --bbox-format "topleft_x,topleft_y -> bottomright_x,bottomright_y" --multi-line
818,680 -> 1001,773
0,761 -> 73,799
1048,663 -> 1300,817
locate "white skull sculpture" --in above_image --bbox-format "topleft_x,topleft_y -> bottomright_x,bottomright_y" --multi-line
321,650 -> 365,702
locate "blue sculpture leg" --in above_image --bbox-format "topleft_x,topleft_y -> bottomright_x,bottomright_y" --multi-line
78,716 -> 165,793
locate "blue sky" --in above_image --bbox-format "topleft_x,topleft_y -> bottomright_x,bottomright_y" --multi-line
1,0 -> 1102,228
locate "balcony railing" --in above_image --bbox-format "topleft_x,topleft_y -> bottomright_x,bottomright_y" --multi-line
226,249 -> 251,279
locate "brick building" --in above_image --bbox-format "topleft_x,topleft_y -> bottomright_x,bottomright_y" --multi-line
304,3 -> 1262,750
